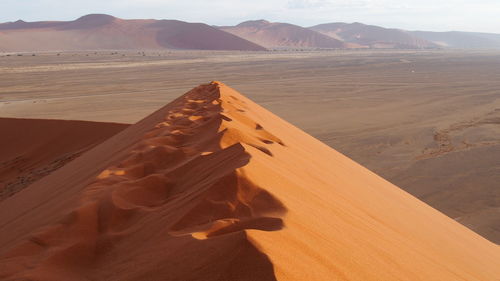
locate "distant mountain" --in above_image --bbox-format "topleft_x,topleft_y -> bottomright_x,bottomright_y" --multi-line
411,31 -> 500,49
0,14 -> 267,52
2,15 -> 500,51
0,19 -> 65,30
219,20 -> 346,49
310,22 -> 438,49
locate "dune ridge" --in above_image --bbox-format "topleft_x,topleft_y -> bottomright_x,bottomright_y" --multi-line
0,82 -> 287,280
0,14 -> 267,52
0,82 -> 499,280
219,20 -> 346,49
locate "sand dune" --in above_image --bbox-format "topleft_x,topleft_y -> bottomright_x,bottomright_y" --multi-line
219,20 -> 346,49
0,82 -> 498,280
310,22 -> 437,49
3,14 -> 500,51
1,50 -> 499,243
411,30 -> 500,48
0,118 -> 128,201
0,14 -> 266,52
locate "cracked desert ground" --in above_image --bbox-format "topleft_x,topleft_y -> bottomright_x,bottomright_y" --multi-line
1,49 -> 499,243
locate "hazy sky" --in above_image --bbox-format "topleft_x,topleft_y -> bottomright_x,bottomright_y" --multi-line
1,0 -> 499,33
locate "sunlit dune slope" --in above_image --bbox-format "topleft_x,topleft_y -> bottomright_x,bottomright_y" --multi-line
0,82 -> 498,281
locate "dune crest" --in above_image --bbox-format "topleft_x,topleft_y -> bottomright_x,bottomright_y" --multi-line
220,20 -> 346,49
0,82 -> 286,280
0,82 -> 499,280
0,15 -> 266,52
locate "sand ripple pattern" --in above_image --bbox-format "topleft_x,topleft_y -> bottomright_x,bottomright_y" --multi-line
0,82 -> 286,281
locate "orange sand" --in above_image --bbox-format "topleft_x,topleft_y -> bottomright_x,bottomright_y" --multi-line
0,82 -> 498,280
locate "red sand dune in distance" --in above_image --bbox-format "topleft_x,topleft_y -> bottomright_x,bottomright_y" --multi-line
0,82 -> 499,280
151,20 -> 267,51
0,14 -> 267,52
310,22 -> 438,49
220,20 -> 346,49
0,118 -> 128,201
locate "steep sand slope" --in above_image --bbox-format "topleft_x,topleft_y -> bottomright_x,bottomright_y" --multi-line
0,14 -> 266,52
220,20 -> 346,49
0,118 -> 128,201
0,82 -> 498,280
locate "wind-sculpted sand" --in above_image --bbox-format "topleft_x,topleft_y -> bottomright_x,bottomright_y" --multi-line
1,50 -> 499,244
0,82 -> 499,280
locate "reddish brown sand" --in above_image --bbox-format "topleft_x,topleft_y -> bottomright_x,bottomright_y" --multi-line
0,118 -> 128,201
220,20 -> 345,49
0,14 -> 266,52
0,82 -> 498,280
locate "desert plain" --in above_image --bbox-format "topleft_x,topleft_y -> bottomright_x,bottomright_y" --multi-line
0,49 -> 499,245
